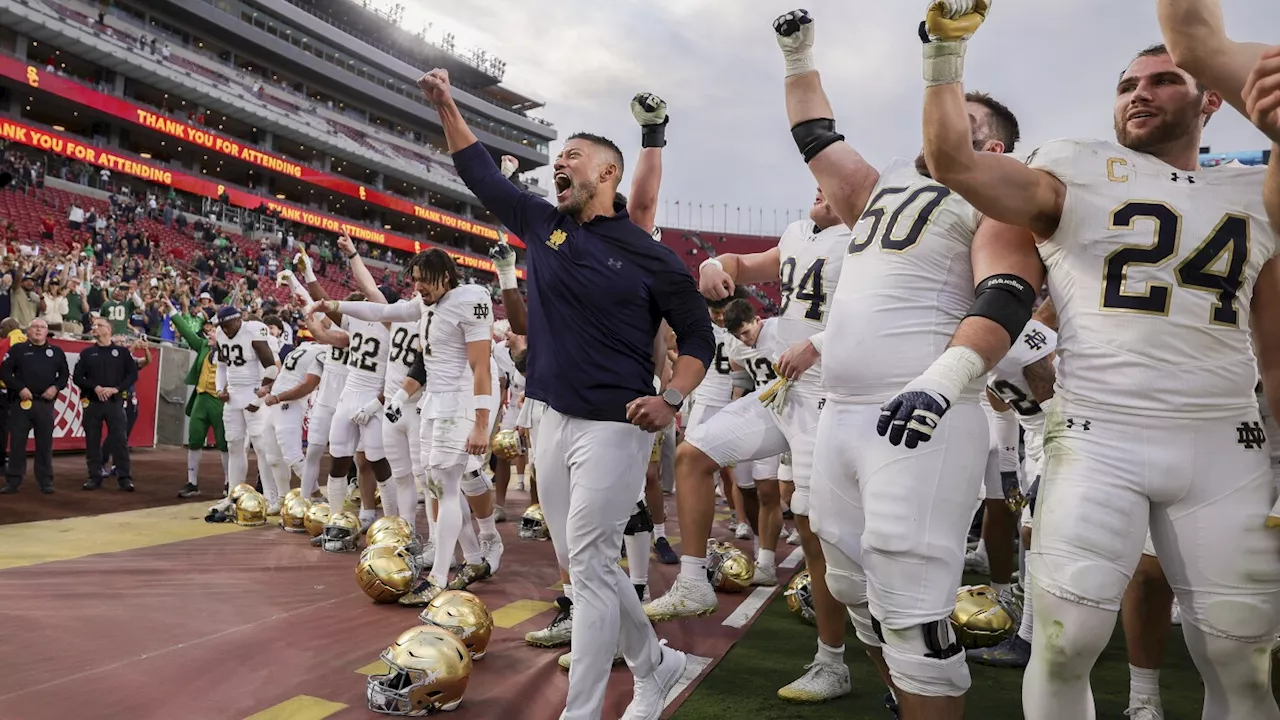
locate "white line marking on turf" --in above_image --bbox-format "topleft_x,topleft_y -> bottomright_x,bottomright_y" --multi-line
722,585 -> 774,629
779,546 -> 804,569
664,653 -> 712,709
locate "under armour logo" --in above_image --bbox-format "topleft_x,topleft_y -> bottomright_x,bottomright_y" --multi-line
607,258 -> 622,270
1022,329 -> 1049,352
1065,417 -> 1091,431
472,304 -> 490,320
1237,421 -> 1267,449
1170,172 -> 1195,184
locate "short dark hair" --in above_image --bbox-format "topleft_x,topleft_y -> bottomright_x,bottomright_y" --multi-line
723,298 -> 757,335
707,286 -> 748,310
567,132 -> 625,180
1128,43 -> 1208,93
965,91 -> 1020,152
407,248 -> 461,289
263,316 -> 283,331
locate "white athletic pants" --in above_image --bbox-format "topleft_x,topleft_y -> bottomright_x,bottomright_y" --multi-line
536,409 -> 662,720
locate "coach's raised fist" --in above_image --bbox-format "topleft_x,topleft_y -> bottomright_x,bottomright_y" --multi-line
417,69 -> 452,105
924,0 -> 991,43
631,93 -> 667,126
773,10 -> 815,78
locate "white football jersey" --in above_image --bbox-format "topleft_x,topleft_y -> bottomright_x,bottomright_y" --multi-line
422,284 -> 493,394
693,324 -> 739,407
823,158 -> 984,402
385,311 -> 424,397
215,320 -> 269,391
729,318 -> 781,391
493,340 -> 524,394
775,220 -> 852,390
315,344 -> 350,408
987,319 -> 1057,469
1029,139 -> 1278,418
342,316 -> 389,394
273,341 -> 326,396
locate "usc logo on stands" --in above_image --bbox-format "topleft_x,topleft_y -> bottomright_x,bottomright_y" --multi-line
216,184 -> 226,196
414,241 -> 421,253
25,66 -> 38,89
359,186 -> 367,201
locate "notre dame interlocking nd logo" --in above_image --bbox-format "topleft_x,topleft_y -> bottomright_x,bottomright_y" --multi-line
1022,328 -> 1048,352
1237,421 -> 1266,450
472,304 -> 490,320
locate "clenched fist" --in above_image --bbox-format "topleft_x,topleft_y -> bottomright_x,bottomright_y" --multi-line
773,9 -> 815,78
924,0 -> 991,43
417,68 -> 453,106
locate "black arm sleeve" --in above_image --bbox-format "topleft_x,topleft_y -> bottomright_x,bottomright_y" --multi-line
408,354 -> 426,386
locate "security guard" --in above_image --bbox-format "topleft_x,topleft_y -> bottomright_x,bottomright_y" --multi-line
0,317 -> 28,471
73,316 -> 139,491
0,319 -> 68,494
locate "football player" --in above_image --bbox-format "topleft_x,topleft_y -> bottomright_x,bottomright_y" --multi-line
644,183 -> 853,706
921,3 -> 1280,718
213,306 -> 278,504
258,328 -> 325,503
311,248 -> 493,604
768,9 -> 1043,718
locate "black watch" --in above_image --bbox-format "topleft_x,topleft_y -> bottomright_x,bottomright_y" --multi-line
346,251 -> 358,260
661,388 -> 684,408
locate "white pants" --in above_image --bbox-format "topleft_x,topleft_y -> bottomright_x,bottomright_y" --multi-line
384,403 -> 423,479
810,399 -> 988,629
685,387 -> 821,515
1032,398 -> 1280,640
536,409 -> 662,720
517,397 -> 548,456
329,388 -> 385,461
735,455 -> 781,490
307,402 -> 335,447
684,398 -> 727,435
270,400 -> 306,471
223,397 -> 266,443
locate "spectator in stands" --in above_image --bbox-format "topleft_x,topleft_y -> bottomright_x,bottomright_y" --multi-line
62,277 -> 87,334
68,202 -> 84,231
11,275 -> 40,330
41,278 -> 68,332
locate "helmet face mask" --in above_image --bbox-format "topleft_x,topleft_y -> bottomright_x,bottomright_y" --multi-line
366,626 -> 472,716
706,541 -> 754,592
785,570 -> 816,624
323,512 -> 362,552
518,504 -> 549,541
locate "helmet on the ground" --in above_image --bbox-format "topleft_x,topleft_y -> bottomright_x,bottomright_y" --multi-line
280,496 -> 310,532
707,541 -> 754,593
323,511 -> 362,553
303,502 -> 331,537
419,590 -> 494,660
366,625 -> 472,715
519,504 -> 549,541
356,543 -> 419,603
785,570 -> 816,624
234,491 -> 268,526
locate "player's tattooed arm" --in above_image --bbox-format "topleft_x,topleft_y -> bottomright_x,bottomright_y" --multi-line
1022,355 -> 1057,404
1157,0 -> 1269,118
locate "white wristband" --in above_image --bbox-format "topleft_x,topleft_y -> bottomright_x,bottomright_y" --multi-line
391,388 -> 409,406
920,345 -> 986,401
699,258 -> 724,273
923,41 -> 966,87
783,50 -> 815,78
497,267 -> 518,291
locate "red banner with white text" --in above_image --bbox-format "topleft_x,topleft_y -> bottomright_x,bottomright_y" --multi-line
0,54 -> 524,249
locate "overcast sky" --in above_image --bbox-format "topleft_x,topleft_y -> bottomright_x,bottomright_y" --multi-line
406,1 -> 1276,235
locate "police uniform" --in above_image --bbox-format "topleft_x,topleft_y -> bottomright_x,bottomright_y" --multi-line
0,339 -> 68,492
73,340 -> 139,489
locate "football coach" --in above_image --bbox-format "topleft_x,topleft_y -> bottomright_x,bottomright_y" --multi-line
418,69 -> 713,720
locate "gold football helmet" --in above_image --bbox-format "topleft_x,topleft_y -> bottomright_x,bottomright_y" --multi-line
280,496 -> 310,533
418,590 -> 494,660
345,482 -> 363,513
368,515 -> 413,544
784,570 -> 816,624
357,543 -> 420,603
518,504 -> 549,541
491,429 -> 525,460
366,625 -> 472,716
323,511 -> 363,553
283,488 -> 303,505
707,542 -> 754,592
234,491 -> 268,526
229,483 -> 257,503
303,502 -> 331,537
950,585 -> 1015,649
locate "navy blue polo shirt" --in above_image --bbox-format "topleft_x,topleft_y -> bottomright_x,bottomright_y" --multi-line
453,142 -> 714,423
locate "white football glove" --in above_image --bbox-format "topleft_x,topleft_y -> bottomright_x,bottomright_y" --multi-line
488,242 -> 518,291
293,251 -> 316,283
631,93 -> 667,126
758,375 -> 793,416
921,0 -> 991,86
773,9 -> 815,78
500,155 -> 519,179
276,269 -> 293,287
352,398 -> 383,426
384,389 -> 409,424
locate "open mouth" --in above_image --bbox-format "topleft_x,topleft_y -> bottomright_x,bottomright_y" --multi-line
554,172 -> 572,202
1127,110 -> 1157,123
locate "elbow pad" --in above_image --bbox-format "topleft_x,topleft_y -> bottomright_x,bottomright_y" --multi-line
965,274 -> 1036,345
262,364 -> 279,381
731,370 -> 754,391
791,118 -> 845,164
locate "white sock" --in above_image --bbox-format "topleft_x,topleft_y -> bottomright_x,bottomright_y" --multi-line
680,555 -> 708,582
393,474 -> 418,530
1017,582 -> 1035,642
426,495 -> 438,538
187,449 -> 200,486
517,472 -> 525,485
758,548 -> 776,568
1129,665 -> 1161,708
477,512 -> 497,538
992,582 -> 1011,595
326,474 -> 345,513
459,500 -> 484,566
301,442 -> 327,498
379,480 -> 399,518
227,438 -> 248,489
563,582 -> 574,603
653,522 -> 667,540
816,640 -> 845,665
625,532 -> 651,585
219,451 -> 229,479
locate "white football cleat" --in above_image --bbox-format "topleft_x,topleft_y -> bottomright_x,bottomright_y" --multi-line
644,575 -> 718,622
621,642 -> 687,720
777,660 -> 851,703
964,546 -> 989,575
734,523 -> 752,540
751,563 -> 778,587
479,531 -> 504,575
786,529 -> 801,545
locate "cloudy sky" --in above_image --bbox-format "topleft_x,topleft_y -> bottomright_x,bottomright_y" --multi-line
406,1 -> 1275,235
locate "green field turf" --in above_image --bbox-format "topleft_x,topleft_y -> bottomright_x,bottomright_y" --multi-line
673,573 -> 1261,720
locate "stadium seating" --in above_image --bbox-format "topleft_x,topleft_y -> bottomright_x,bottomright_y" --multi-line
657,228 -> 781,312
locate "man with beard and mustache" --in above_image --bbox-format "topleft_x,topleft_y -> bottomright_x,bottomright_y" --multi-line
417,67 -> 714,720
918,3 -> 1280,719
745,10 -> 1043,720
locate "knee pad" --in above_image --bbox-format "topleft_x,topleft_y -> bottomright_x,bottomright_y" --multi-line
624,501 -> 654,536
460,469 -> 492,497
825,567 -> 879,648
875,618 -> 970,697
1181,621 -> 1274,699
1188,595 -> 1280,644
734,470 -> 756,490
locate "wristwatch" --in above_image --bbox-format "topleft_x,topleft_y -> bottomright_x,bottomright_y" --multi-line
661,388 -> 684,408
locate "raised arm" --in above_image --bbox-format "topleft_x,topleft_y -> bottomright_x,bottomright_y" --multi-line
305,315 -> 349,348
1243,50 -> 1280,233
773,11 -> 880,228
628,93 -> 668,233
919,2 -> 1064,239
487,242 -> 526,335
336,232 -> 383,303
698,247 -> 781,300
321,298 -> 421,323
1158,0 -> 1270,117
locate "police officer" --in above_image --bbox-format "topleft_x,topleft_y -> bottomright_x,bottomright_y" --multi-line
0,319 -> 68,494
74,316 -> 138,491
